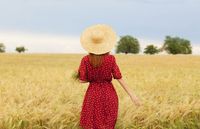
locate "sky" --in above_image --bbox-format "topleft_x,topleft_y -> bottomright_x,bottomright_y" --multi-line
0,0 -> 199,54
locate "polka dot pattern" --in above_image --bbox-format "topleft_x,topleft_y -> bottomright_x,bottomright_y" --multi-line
78,54 -> 122,129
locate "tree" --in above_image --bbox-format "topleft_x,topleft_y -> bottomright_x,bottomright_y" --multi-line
144,44 -> 159,55
162,36 -> 192,54
116,35 -> 140,54
0,43 -> 6,53
16,46 -> 27,53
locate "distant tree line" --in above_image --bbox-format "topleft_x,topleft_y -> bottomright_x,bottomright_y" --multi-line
116,35 -> 193,55
0,35 -> 194,55
0,43 -> 27,53
0,43 -> 6,53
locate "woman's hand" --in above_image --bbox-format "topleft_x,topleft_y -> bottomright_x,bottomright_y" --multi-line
79,80 -> 88,83
130,95 -> 142,107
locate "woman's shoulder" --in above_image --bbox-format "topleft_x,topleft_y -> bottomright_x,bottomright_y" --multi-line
109,54 -> 115,57
107,54 -> 115,60
103,54 -> 116,64
80,55 -> 89,62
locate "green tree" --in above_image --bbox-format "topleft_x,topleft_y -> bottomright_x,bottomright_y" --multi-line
163,36 -> 192,54
116,35 -> 140,54
144,44 -> 159,55
0,43 -> 6,53
16,46 -> 27,53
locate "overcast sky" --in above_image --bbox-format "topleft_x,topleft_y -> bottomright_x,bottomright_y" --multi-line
0,0 -> 199,54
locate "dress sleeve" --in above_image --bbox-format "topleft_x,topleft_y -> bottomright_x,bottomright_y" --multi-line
78,57 -> 88,81
112,56 -> 122,79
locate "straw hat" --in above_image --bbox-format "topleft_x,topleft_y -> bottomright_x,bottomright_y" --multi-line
80,24 -> 117,55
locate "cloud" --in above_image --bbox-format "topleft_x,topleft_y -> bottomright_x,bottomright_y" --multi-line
192,44 -> 200,55
0,31 -> 85,53
0,0 -> 200,43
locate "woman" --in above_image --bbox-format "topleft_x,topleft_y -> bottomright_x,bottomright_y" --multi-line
78,24 -> 142,129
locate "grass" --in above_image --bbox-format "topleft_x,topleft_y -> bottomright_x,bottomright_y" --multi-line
0,53 -> 200,129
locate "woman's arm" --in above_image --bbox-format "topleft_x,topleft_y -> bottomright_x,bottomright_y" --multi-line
117,78 -> 142,106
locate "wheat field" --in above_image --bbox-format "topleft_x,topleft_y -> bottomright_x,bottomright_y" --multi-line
0,53 -> 200,129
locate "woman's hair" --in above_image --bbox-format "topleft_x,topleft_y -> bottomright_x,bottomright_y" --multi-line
88,52 -> 109,68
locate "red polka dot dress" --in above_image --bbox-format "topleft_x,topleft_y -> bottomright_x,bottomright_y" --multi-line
78,54 -> 122,129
